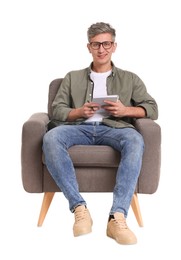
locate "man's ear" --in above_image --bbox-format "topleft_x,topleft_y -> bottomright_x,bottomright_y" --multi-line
112,42 -> 117,53
87,43 -> 92,53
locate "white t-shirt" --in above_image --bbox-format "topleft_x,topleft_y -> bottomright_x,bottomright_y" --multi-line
85,70 -> 112,122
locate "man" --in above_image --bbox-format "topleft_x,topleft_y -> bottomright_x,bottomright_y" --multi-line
43,22 -> 158,245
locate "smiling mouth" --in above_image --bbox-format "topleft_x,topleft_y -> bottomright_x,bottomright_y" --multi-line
98,54 -> 107,59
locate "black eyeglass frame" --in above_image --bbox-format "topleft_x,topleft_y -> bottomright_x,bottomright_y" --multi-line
89,41 -> 114,50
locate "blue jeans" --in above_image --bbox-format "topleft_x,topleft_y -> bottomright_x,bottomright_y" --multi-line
43,122 -> 144,217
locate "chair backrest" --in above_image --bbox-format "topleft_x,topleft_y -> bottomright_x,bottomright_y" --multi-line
48,78 -> 63,119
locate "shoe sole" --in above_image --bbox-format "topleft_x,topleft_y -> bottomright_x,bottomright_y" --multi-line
106,229 -> 137,245
74,226 -> 92,237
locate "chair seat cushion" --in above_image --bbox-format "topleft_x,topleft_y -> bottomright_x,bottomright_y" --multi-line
42,145 -> 120,167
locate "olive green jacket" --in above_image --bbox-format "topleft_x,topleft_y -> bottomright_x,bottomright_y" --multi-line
52,63 -> 158,128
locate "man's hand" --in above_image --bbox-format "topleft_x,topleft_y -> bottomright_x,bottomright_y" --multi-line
102,100 -> 126,117
67,101 -> 100,121
82,101 -> 100,118
103,100 -> 146,118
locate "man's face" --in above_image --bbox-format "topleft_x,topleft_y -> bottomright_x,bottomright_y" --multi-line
87,33 -> 117,66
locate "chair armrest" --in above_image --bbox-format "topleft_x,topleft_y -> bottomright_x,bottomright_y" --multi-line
21,112 -> 49,193
134,118 -> 161,194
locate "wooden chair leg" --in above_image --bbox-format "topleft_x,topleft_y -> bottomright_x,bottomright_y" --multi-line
37,192 -> 55,227
37,192 -> 143,227
131,193 -> 144,227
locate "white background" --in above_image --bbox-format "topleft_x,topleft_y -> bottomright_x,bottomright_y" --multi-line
0,0 -> 181,259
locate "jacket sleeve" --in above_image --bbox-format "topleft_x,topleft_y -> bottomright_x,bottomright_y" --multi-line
131,73 -> 158,120
52,73 -> 73,121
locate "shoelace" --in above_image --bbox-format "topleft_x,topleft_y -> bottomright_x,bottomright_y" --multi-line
113,218 -> 128,230
75,208 -> 88,222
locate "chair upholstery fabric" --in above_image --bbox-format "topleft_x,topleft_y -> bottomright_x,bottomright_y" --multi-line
21,78 -> 161,195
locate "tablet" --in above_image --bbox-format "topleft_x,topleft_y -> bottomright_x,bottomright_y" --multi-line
92,95 -> 119,106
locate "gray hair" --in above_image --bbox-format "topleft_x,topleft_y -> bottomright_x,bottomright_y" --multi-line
87,22 -> 116,42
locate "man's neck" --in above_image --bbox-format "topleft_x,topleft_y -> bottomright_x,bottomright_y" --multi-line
91,62 -> 112,73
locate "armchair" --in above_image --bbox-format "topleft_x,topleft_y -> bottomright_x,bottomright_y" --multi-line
21,78 -> 161,227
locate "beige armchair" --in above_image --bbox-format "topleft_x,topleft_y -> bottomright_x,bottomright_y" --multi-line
21,78 -> 161,227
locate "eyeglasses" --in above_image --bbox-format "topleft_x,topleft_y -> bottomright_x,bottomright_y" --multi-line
89,41 -> 114,50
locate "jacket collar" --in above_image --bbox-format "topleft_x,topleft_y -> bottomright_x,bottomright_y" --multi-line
87,62 -> 116,77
